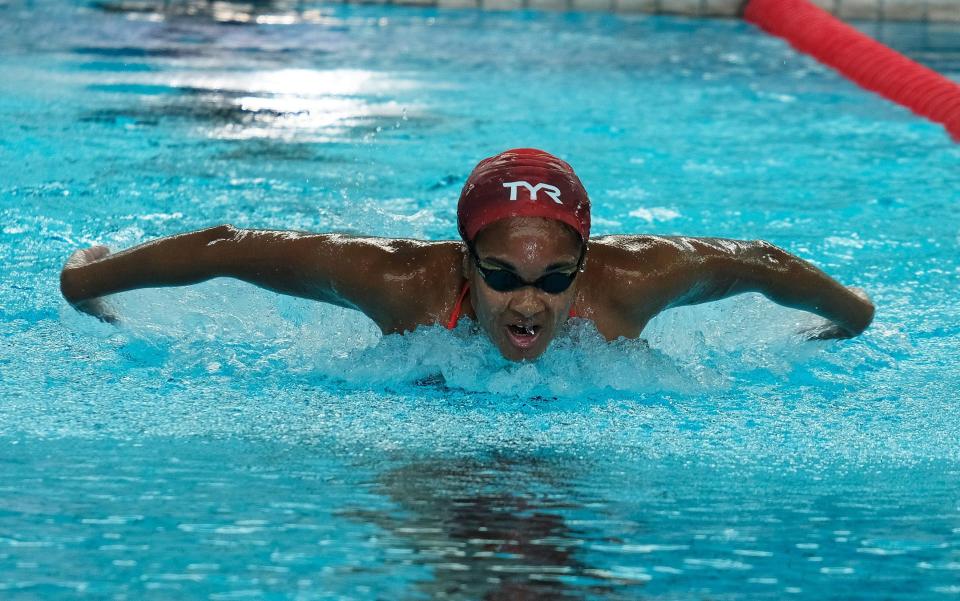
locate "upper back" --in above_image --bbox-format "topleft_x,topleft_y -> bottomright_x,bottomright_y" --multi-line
362,234 -> 688,338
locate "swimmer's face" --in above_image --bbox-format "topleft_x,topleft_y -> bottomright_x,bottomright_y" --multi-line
466,217 -> 584,362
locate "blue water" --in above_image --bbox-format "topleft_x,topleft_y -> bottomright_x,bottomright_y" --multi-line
2,0 -> 960,598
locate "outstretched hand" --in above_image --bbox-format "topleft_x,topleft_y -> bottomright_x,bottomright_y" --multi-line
61,246 -> 120,324
800,321 -> 855,341
799,287 -> 872,341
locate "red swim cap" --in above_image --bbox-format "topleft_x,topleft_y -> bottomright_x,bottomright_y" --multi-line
457,148 -> 591,243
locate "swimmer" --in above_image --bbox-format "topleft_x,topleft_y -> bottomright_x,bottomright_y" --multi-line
59,148 -> 874,361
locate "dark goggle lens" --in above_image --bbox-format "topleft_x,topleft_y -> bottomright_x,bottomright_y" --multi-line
479,267 -> 576,294
479,268 -> 522,292
537,272 -> 576,294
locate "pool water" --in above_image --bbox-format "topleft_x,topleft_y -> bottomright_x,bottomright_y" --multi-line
2,0 -> 960,598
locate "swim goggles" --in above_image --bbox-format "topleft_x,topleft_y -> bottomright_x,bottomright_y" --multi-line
467,243 -> 586,294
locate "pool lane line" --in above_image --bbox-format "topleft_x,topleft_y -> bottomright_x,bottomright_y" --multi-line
742,0 -> 960,142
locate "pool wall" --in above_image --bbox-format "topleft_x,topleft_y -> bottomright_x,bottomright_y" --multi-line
383,0 -> 960,22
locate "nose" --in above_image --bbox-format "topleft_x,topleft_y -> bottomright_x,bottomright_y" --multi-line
508,286 -> 546,319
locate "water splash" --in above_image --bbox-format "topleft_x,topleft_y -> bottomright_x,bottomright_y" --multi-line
78,279 -> 877,400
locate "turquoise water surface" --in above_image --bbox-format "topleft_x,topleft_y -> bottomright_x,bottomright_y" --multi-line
2,0 -> 960,598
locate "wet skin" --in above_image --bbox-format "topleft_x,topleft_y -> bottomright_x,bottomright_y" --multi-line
60,218 -> 875,361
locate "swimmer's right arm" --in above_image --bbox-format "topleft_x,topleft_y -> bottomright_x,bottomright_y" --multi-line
59,225 -> 415,326
60,226 -> 238,316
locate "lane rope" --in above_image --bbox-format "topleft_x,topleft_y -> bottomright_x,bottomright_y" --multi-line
743,0 -> 960,141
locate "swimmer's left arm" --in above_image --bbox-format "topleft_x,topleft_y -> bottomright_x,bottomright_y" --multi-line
641,237 -> 874,339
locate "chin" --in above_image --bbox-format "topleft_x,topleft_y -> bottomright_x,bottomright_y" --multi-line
500,347 -> 546,362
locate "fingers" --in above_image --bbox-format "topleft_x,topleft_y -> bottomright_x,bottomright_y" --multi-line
65,245 -> 110,269
87,245 -> 110,261
798,314 -> 855,341
800,323 -> 853,341
75,297 -> 121,325
848,286 -> 872,303
64,249 -> 87,269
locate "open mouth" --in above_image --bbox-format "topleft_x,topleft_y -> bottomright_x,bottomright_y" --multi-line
505,324 -> 541,349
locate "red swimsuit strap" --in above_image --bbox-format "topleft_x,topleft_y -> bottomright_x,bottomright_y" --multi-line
446,282 -> 471,330
445,282 -> 578,330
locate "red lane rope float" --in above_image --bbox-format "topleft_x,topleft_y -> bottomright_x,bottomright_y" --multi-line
743,0 -> 960,141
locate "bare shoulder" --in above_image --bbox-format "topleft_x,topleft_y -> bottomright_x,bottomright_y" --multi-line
587,234 -> 764,272
359,238 -> 466,333
586,235 -> 693,276
580,235 -> 706,326
368,237 -> 463,281
254,232 -> 466,332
